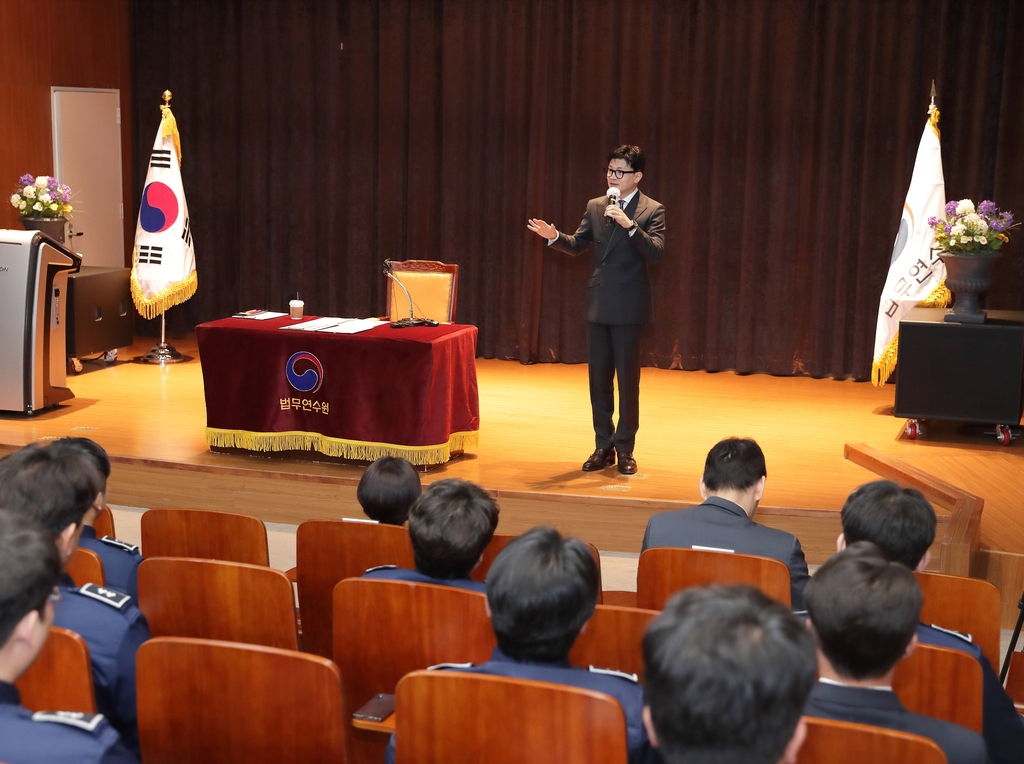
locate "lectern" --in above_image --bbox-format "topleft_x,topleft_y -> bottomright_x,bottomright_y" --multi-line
0,230 -> 82,414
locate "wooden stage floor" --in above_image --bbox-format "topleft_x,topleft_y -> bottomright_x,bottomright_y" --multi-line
1,335 -> 1022,621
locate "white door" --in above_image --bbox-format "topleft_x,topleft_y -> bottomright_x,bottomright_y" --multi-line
52,88 -> 125,268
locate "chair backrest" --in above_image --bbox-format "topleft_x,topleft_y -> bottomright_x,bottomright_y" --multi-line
798,717 -> 945,764
93,505 -> 116,538
65,547 -> 105,588
141,507 -> 269,566
915,571 -> 1001,667
1005,651 -> 1024,708
16,627 -> 96,713
473,532 -> 605,603
137,637 -> 345,764
892,643 -> 983,733
137,557 -> 298,650
636,547 -> 791,610
569,605 -> 659,682
394,670 -> 628,764
296,518 -> 415,657
387,259 -> 459,323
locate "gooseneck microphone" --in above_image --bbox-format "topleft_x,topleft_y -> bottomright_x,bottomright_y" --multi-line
383,260 -> 430,328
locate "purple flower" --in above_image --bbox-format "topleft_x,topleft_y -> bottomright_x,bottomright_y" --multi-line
1003,212 -> 1014,227
18,174 -> 34,187
60,187 -> 71,203
991,219 -> 1005,232
927,216 -> 938,227
945,200 -> 958,216
46,177 -> 58,191
944,224 -> 952,234
979,200 -> 997,216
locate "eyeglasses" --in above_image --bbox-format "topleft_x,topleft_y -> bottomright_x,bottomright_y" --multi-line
49,586 -> 62,606
605,167 -> 637,179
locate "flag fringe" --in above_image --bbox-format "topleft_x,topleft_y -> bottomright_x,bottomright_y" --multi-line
205,428 -> 480,467
131,267 -> 198,319
871,278 -> 951,386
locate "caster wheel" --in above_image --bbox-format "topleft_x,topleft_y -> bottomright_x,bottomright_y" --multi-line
103,349 -> 118,363
905,421 -> 919,440
996,425 -> 1013,446
69,357 -> 83,374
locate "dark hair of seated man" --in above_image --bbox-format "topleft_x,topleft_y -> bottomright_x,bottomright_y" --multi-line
408,478 -> 498,580
840,480 -> 936,571
702,437 -> 767,493
485,526 -> 598,663
356,456 -> 422,526
642,585 -> 817,764
805,540 -> 922,679
0,510 -> 61,649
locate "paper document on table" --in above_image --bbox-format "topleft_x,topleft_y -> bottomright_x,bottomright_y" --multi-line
233,310 -> 287,320
279,317 -> 347,331
322,318 -> 387,335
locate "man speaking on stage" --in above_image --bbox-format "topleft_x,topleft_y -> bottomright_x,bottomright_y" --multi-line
528,145 -> 665,475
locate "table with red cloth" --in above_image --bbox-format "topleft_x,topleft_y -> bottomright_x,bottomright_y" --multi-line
195,317 -> 479,465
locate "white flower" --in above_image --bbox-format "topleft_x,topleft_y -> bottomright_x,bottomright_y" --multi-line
49,203 -> 58,212
977,220 -> 989,234
964,213 -> 981,227
38,192 -> 51,204
961,236 -> 971,244
956,199 -> 976,215
979,237 -> 988,245
33,202 -> 42,211
950,223 -> 965,237
9,194 -> 19,208
18,201 -> 27,210
23,186 -> 35,199
34,176 -> 48,189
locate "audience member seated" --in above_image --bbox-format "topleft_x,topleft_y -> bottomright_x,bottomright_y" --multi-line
803,542 -> 988,764
0,444 -> 149,757
0,509 -> 138,763
388,526 -> 655,764
642,585 -> 816,764
641,438 -> 809,609
362,478 -> 497,593
837,480 -> 1024,763
47,439 -> 143,599
357,455 -> 422,525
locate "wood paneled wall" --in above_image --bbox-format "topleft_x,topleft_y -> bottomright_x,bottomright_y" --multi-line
0,0 -> 133,265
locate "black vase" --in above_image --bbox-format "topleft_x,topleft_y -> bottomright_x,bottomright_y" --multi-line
18,216 -> 67,246
940,251 -> 1002,324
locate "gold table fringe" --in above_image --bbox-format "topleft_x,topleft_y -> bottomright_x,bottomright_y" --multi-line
206,427 -> 479,466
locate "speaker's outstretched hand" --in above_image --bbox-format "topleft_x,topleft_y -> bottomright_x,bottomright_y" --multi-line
527,218 -> 557,239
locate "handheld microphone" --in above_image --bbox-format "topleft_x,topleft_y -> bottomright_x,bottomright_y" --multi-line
606,187 -> 621,226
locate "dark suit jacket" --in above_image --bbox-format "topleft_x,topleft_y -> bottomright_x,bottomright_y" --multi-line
549,191 -> 665,325
804,682 -> 989,764
640,496 -> 810,610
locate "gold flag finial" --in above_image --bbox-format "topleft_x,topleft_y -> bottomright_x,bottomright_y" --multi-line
162,90 -> 172,106
927,83 -> 940,138
158,90 -> 182,165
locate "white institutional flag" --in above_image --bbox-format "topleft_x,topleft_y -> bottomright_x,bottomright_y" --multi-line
871,105 -> 949,386
131,101 -> 197,319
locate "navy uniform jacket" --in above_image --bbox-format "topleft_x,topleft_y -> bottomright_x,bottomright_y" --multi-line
549,191 -> 666,325
804,681 -> 988,764
361,565 -> 486,594
641,497 -> 810,610
0,681 -> 138,764
77,526 -> 143,600
916,622 -> 1024,764
53,574 -> 149,757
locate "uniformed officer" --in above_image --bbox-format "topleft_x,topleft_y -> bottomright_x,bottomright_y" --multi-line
362,478 -> 497,593
0,444 -> 150,757
837,481 -> 1024,764
0,509 -> 138,763
49,438 -> 144,598
387,526 -> 655,764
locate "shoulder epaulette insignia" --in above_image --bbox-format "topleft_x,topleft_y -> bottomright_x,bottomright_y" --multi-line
31,711 -> 105,732
75,583 -> 131,609
691,545 -> 735,553
792,610 -> 808,616
589,665 -> 639,682
99,536 -> 139,553
929,624 -> 973,643
364,564 -> 398,573
427,662 -> 473,671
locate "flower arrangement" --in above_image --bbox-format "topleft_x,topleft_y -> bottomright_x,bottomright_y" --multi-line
928,199 -> 1015,254
9,174 -> 73,219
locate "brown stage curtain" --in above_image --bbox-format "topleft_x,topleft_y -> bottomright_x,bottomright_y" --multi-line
132,0 -> 1024,380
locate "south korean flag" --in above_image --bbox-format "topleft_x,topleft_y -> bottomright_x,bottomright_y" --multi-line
130,102 -> 197,319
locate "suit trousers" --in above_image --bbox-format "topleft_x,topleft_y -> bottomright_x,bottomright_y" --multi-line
587,322 -> 645,452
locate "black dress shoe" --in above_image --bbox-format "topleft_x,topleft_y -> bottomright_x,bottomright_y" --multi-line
582,448 -> 616,471
617,452 -> 637,475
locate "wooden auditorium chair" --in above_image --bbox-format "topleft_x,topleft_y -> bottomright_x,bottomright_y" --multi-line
92,505 -> 116,538
1004,651 -> 1024,712
136,637 -> 345,764
334,578 -> 494,764
140,507 -> 270,566
296,518 -> 415,658
16,627 -> 96,713
394,670 -> 628,764
473,532 -> 606,603
136,557 -> 298,650
798,717 -> 946,764
65,547 -> 105,588
915,570 -> 1002,668
568,604 -> 659,682
387,259 -> 459,324
892,642 -> 983,733
636,547 -> 791,610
